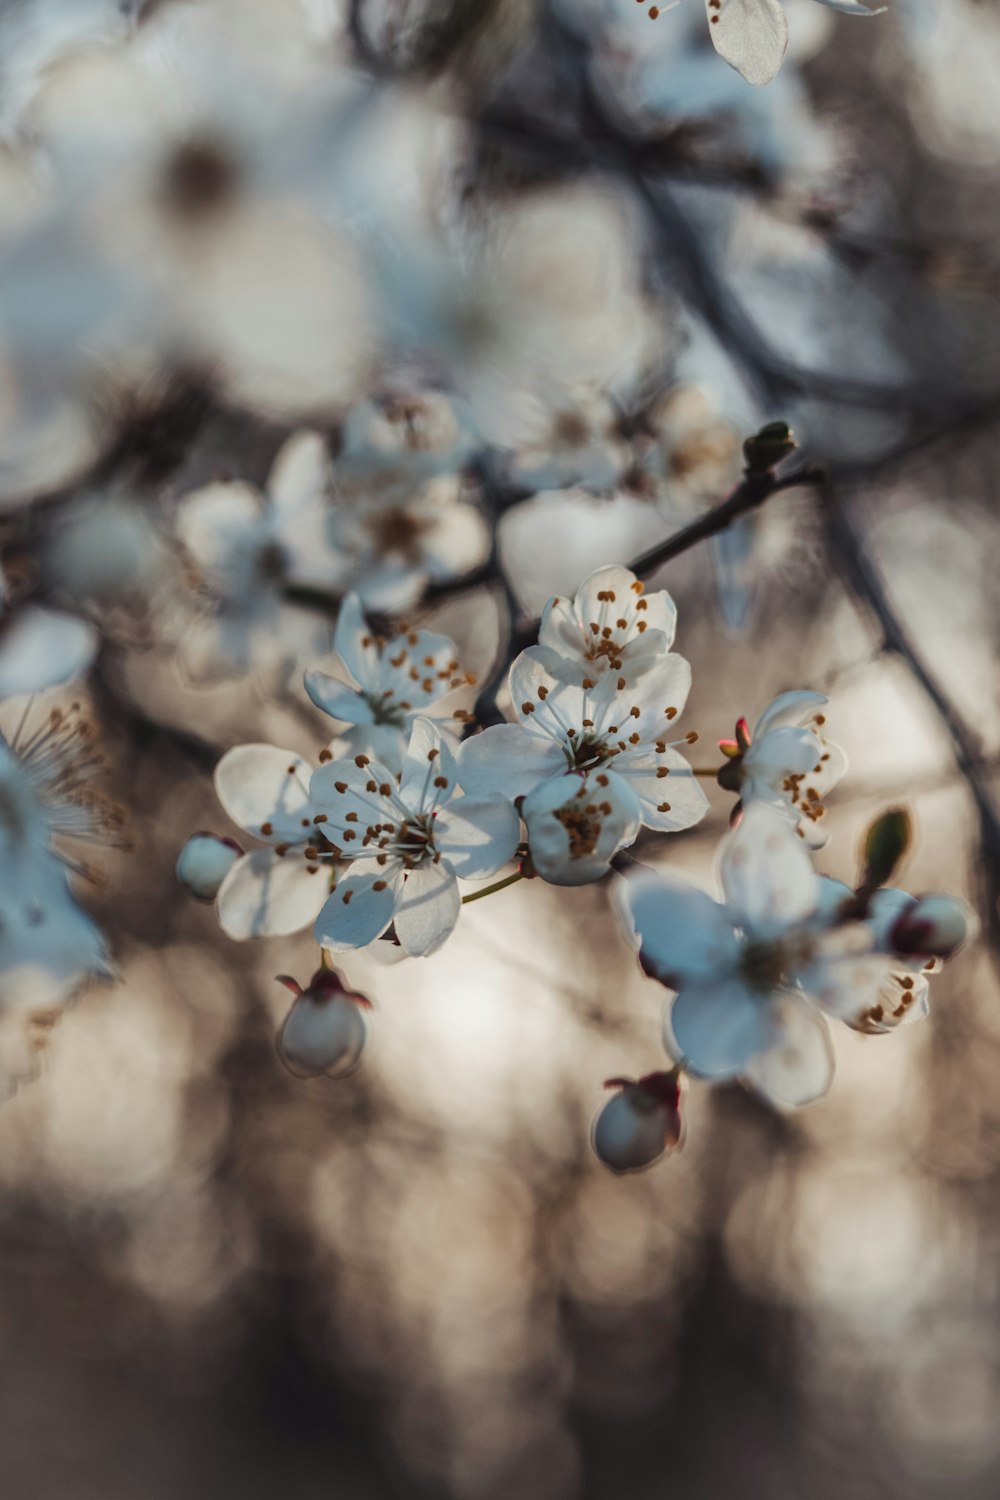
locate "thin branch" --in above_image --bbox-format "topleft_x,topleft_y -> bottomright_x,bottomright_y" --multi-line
821,481 -> 1000,957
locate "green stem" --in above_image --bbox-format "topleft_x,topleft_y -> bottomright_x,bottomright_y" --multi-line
461,871 -> 524,905
692,767 -> 720,777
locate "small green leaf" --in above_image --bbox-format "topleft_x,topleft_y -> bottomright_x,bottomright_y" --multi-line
861,807 -> 913,890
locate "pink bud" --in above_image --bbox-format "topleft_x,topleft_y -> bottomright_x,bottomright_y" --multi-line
592,1072 -> 683,1174
890,893 -> 974,960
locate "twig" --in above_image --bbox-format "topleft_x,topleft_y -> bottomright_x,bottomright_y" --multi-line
821,481 -> 1000,957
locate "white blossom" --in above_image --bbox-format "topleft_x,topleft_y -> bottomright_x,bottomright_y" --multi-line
0,703 -> 116,1013
458,646 -> 708,838
620,804 -> 903,1103
523,769 -> 641,886
309,717 -> 520,957
304,592 -> 473,775
718,689 -> 847,845
537,565 -> 678,680
174,429 -> 338,679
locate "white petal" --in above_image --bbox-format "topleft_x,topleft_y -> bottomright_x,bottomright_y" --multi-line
0,856 -> 110,1013
616,748 -> 710,833
214,744 -> 317,844
314,867 -> 402,951
267,430 -> 330,515
622,872 -> 739,988
393,863 -> 461,956
741,998 -> 834,1109
669,978 -> 777,1080
754,690 -> 828,737
523,771 -> 639,886
434,797 -> 521,879
217,850 -> 331,940
458,724 -> 566,800
814,0 -> 885,13
420,503 -> 491,581
304,670 -> 376,725
175,481 -> 265,571
176,834 -> 241,902
721,803 -> 818,938
332,592 -> 376,688
0,607 -> 96,698
399,717 -> 458,810
744,725 -> 822,782
707,0 -> 790,86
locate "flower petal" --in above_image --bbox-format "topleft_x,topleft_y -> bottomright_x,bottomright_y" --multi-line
622,871 -> 740,988
399,717 -> 458,810
214,744 -> 318,844
669,978 -> 777,1080
0,606 -> 96,698
720,803 -> 818,939
706,0 -> 790,87
393,863 -> 461,956
314,866 -> 402,951
217,849 -> 331,939
753,689 -> 828,737
304,669 -> 376,725
741,997 -> 834,1109
458,724 -> 566,800
434,796 -> 521,879
615,747 -> 710,833
267,429 -> 331,515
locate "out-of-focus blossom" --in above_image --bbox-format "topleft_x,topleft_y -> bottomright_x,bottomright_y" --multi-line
717,690 -> 847,845
0,599 -> 96,699
592,1071 -> 683,1173
523,768 -> 641,886
175,831 -> 242,902
212,743 -> 334,939
326,473 -> 490,615
310,717 -> 520,957
304,592 -> 473,775
0,703 -> 117,1013
27,2 -> 372,415
620,804 -> 904,1103
507,391 -> 630,493
458,645 -> 708,835
275,964 -> 370,1079
174,430 -> 337,680
384,185 -> 659,449
537,565 -> 677,680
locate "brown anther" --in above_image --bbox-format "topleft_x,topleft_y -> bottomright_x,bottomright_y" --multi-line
658,801 -> 671,812
373,880 -> 387,892
261,821 -> 273,836
355,755 -> 370,768
335,781 -> 348,794
522,702 -> 535,714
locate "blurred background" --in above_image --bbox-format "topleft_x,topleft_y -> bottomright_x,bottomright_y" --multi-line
0,1 -> 998,1497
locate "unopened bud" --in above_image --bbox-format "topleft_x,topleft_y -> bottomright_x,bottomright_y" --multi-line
176,832 -> 242,901
890,893 -> 974,961
742,421 -> 798,476
275,967 -> 371,1079
592,1072 -> 682,1174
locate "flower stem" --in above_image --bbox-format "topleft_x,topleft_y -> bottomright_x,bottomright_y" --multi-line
692,767 -> 719,777
461,871 -> 525,905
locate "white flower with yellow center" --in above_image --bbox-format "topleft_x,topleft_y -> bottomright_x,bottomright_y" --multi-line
458,646 -> 708,837
309,718 -> 520,957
